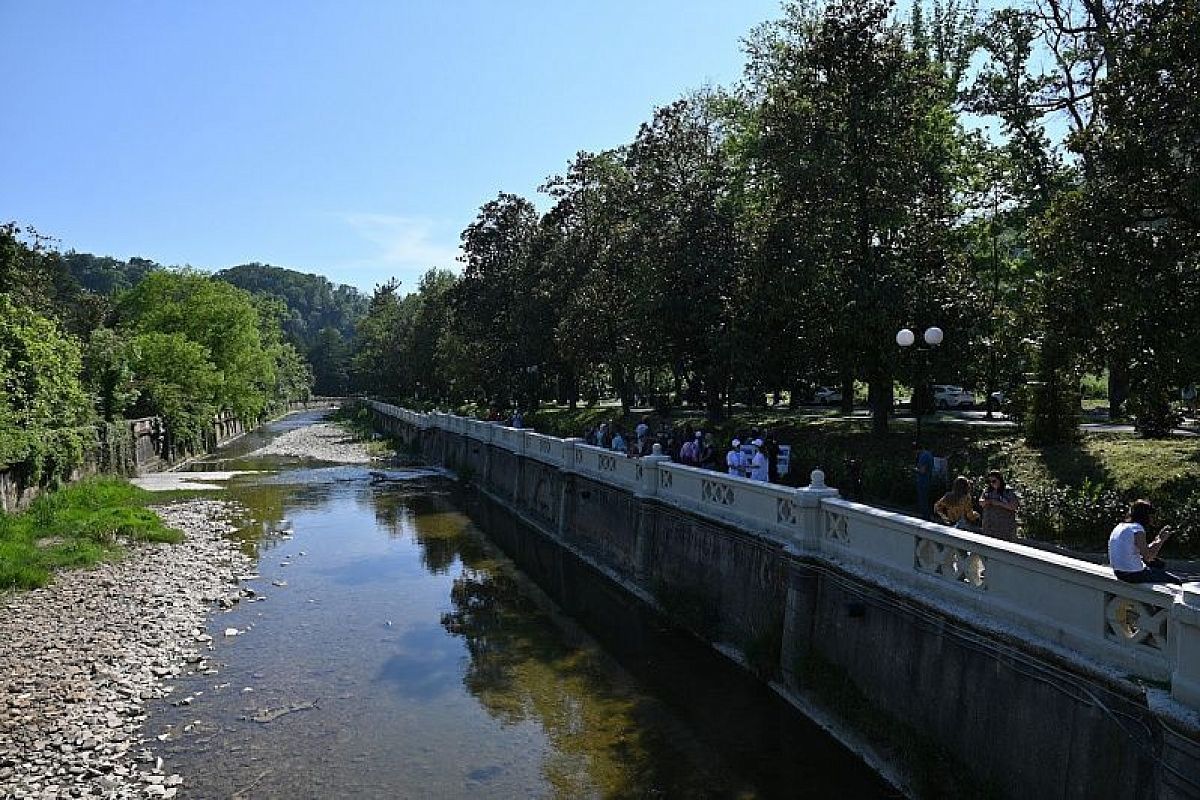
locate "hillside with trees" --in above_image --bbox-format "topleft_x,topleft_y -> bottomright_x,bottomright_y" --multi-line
0,225 -> 313,484
214,264 -> 367,395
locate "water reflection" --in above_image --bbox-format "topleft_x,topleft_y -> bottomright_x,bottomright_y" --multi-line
145,413 -> 890,799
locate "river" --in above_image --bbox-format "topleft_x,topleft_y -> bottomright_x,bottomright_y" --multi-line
146,411 -> 894,799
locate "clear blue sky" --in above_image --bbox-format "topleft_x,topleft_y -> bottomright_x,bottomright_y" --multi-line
0,1 -> 782,293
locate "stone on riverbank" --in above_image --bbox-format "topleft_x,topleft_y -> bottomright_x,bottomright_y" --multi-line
247,422 -> 372,463
0,499 -> 251,799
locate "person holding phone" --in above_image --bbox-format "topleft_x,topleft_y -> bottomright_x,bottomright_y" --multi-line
1108,499 -> 1184,584
979,470 -> 1020,540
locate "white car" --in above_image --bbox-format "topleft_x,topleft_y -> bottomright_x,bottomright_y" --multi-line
932,385 -> 975,409
814,386 -> 842,404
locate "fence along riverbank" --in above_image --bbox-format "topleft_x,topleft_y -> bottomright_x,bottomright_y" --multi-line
366,400 -> 1200,800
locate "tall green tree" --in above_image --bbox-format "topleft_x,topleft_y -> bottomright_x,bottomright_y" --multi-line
748,0 -> 973,433
117,271 -> 284,421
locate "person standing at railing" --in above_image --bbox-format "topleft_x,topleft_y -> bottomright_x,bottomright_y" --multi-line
914,442 -> 934,519
726,439 -> 746,476
1108,500 -> 1184,585
935,476 -> 981,530
979,471 -> 1020,540
749,438 -> 769,481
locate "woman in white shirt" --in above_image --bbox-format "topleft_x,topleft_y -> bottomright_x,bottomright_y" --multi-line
1108,500 -> 1183,584
749,438 -> 769,482
726,439 -> 745,476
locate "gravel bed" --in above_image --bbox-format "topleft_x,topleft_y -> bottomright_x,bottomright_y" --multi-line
0,500 -> 253,799
246,422 -> 372,464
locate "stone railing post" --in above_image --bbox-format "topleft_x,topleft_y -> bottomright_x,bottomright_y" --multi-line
793,468 -> 840,550
556,438 -> 585,538
1171,583 -> 1200,710
560,437 -> 583,474
635,448 -> 669,499
632,449 -> 670,583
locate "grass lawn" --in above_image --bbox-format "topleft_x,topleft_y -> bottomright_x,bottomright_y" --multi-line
521,403 -> 1200,556
0,477 -> 180,590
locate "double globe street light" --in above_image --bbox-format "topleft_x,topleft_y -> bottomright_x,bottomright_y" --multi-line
896,326 -> 944,442
896,326 -> 944,349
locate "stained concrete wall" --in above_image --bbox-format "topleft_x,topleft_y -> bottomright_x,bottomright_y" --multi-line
368,408 -> 1200,800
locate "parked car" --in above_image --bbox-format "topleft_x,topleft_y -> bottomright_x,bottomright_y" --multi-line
931,384 -> 975,409
814,386 -> 842,405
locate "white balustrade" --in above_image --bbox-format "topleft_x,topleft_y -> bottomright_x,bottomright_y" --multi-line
491,426 -> 525,455
361,400 -> 1194,700
524,431 -> 565,466
818,498 -> 1177,680
655,462 -> 813,544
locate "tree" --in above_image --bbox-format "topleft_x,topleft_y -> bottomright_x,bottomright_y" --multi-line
309,326 -> 350,396
0,294 -> 92,480
117,271 -> 284,421
129,332 -> 220,452
0,295 -> 91,431
451,193 -> 544,409
1037,0 -> 1200,436
82,328 -> 140,421
747,0 -> 973,433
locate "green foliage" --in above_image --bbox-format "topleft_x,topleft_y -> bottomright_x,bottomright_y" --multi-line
0,477 -> 179,590
82,327 -> 139,421
61,252 -> 157,295
0,295 -> 91,430
215,263 -> 367,350
0,295 -> 94,481
119,271 -> 281,421
129,332 -> 219,451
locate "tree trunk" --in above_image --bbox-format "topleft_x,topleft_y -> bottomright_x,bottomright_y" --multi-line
1108,360 -> 1129,419
870,374 -> 892,435
839,371 -> 855,415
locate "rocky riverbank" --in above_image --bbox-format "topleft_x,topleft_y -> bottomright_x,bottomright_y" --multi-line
0,500 -> 253,799
246,422 -> 373,464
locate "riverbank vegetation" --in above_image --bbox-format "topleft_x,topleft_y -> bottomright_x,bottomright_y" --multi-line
0,228 -> 368,487
0,478 -> 178,590
345,0 -> 1198,549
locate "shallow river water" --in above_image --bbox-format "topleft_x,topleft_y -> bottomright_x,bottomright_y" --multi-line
147,411 -> 895,799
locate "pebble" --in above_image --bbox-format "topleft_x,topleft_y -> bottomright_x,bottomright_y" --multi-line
0,499 -> 252,799
247,422 -> 374,463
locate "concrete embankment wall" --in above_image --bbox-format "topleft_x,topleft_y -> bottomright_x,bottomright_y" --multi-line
369,404 -> 1200,800
0,398 -> 345,513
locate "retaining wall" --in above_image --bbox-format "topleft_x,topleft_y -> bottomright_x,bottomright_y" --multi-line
366,401 -> 1200,799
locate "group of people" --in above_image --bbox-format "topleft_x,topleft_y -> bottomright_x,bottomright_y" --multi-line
918,449 -> 1185,586
583,419 -> 783,483
928,470 -> 1021,541
724,437 -> 772,482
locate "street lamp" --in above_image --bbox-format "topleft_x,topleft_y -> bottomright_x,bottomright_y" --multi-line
896,326 -> 943,348
897,326 -> 943,442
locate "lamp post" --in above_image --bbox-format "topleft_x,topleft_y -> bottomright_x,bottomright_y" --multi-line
897,326 -> 943,443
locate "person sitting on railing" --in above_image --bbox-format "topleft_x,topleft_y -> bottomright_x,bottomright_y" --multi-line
1108,500 -> 1184,585
935,476 -> 981,530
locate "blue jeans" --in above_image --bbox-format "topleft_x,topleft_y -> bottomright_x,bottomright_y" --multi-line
1114,559 -> 1184,585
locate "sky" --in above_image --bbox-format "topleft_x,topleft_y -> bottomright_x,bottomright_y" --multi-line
0,1 -> 783,294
